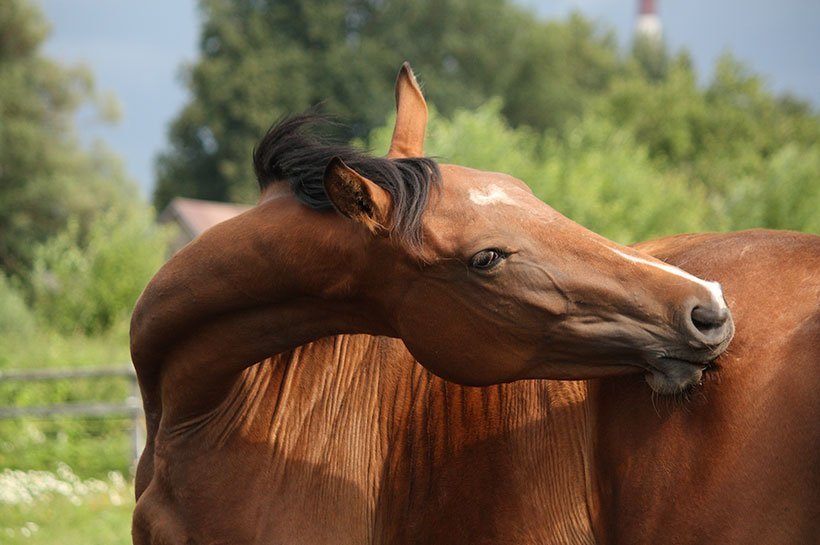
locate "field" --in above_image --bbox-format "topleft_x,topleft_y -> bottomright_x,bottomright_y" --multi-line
0,465 -> 133,545
0,321 -> 135,544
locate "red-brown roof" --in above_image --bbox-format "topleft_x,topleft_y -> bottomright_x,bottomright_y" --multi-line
159,197 -> 253,239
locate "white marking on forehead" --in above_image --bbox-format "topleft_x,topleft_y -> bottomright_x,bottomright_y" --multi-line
608,247 -> 726,308
469,184 -> 520,207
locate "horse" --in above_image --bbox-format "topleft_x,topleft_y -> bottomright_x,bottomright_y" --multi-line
130,64 -> 817,544
592,230 -> 819,544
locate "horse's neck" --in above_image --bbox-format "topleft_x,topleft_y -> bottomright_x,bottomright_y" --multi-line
227,335 -> 597,543
379,372 -> 598,543
131,196 -> 386,421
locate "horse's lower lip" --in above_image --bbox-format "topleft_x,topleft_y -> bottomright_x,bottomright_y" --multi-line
658,356 -> 707,368
644,357 -> 709,394
647,356 -> 706,373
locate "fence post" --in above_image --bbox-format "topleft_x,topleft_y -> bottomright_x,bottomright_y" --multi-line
130,371 -> 145,469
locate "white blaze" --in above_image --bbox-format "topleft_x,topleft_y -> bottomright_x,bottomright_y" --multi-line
608,247 -> 726,308
469,185 -> 519,207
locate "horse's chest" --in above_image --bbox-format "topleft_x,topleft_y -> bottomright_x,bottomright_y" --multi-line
139,370 -> 595,544
140,434 -> 594,545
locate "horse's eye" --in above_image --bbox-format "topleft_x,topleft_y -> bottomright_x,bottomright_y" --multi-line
470,249 -> 506,270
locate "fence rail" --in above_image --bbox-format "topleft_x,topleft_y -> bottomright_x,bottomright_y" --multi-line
0,401 -> 142,419
0,365 -> 136,382
0,364 -> 145,466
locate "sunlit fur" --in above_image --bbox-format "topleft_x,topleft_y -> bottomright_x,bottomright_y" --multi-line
128,65 -> 819,545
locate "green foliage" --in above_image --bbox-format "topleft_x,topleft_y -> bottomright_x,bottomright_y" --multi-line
501,14 -> 620,132
723,144 -> 820,233
599,55 -> 705,165
0,274 -> 36,340
370,96 -> 818,240
593,52 -> 820,234
154,1 -> 622,208
0,320 -> 134,477
536,118 -> 712,243
0,320 -> 130,372
29,208 -> 171,335
0,415 -> 133,478
367,99 -> 542,180
154,1 -> 819,237
0,179 -> 157,478
0,0 -> 133,279
631,34 -> 670,82
0,1 -> 160,488
369,101 -> 714,243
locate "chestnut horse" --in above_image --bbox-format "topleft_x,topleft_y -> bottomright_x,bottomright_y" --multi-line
131,65 -> 816,544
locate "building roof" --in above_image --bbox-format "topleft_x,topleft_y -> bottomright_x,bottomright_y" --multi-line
159,197 -> 253,240
157,197 -> 252,253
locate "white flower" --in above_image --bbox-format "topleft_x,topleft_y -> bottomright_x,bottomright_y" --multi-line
0,464 -> 130,506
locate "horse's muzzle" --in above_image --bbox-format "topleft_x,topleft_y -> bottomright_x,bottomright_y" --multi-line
686,300 -> 734,351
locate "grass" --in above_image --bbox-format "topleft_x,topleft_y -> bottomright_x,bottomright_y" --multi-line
0,321 -> 136,542
0,465 -> 134,545
0,319 -> 135,478
0,317 -> 137,543
0,317 -> 131,372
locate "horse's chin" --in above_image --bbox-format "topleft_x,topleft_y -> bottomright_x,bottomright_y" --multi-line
644,358 -> 706,395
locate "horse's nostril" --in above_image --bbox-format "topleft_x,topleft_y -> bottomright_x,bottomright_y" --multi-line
690,305 -> 729,334
682,299 -> 734,353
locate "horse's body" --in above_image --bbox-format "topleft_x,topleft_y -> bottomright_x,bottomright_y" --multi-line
594,230 -> 820,544
131,66 -> 818,544
133,229 -> 819,545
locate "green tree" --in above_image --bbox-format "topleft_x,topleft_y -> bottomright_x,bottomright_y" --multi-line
723,143 -> 820,233
154,1 -> 622,208
595,51 -> 820,233
369,101 -> 712,243
0,0 -> 134,279
30,207 -> 172,335
631,33 -> 669,82
0,273 -> 36,340
154,0 -> 384,207
158,0 -> 819,235
502,14 -> 621,133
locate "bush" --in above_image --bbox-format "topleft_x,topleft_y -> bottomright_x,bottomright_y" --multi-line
0,320 -> 134,477
723,144 -> 820,233
29,207 -> 171,335
535,116 -> 713,243
0,274 -> 36,340
368,102 -> 714,243
368,93 -> 820,241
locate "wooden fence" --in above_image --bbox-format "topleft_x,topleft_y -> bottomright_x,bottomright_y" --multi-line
0,365 -> 145,466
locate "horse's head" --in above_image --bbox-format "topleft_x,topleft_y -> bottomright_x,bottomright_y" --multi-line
322,64 -> 733,394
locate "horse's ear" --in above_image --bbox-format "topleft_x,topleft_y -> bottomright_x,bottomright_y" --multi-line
387,62 -> 427,159
323,157 -> 391,234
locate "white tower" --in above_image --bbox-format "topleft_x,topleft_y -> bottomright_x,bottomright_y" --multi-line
635,0 -> 662,42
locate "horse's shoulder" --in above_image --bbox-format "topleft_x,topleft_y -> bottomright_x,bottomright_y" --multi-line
635,228 -> 818,252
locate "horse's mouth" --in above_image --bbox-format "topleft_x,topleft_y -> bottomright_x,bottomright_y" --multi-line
644,357 -> 712,395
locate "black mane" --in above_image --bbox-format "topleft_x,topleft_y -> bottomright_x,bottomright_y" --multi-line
253,114 -> 440,248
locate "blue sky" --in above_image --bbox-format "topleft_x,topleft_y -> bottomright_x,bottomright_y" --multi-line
40,0 -> 820,198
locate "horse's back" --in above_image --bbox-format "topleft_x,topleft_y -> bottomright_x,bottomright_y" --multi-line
593,229 -> 820,545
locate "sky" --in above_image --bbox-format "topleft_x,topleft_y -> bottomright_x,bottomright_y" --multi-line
39,0 -> 820,198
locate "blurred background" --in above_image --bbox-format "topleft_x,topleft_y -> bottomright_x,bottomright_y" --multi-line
1,1 -> 818,543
